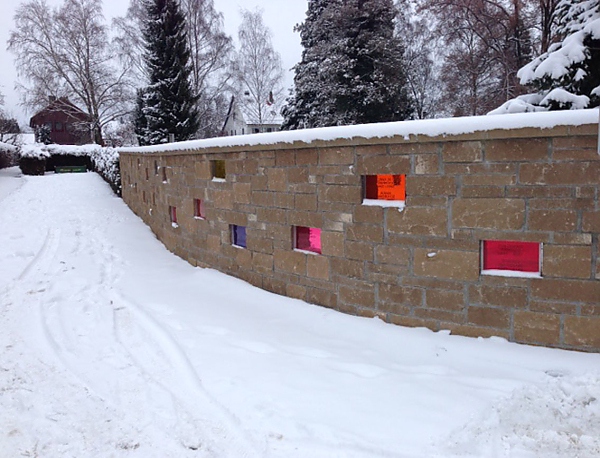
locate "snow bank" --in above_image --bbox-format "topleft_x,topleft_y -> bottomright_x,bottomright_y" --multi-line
443,372 -> 600,458
120,109 -> 599,154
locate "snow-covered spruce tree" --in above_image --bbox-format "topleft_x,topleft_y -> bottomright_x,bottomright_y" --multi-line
35,124 -> 52,145
140,0 -> 199,144
490,0 -> 600,114
282,0 -> 412,129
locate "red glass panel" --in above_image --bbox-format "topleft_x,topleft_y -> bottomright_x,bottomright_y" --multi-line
365,174 -> 405,200
296,226 -> 321,254
194,199 -> 205,218
365,175 -> 378,199
483,240 -> 539,272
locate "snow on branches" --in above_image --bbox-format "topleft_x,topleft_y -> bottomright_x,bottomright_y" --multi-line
491,0 -> 600,114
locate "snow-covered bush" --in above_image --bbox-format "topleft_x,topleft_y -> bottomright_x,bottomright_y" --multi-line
88,146 -> 121,196
490,0 -> 600,114
19,144 -> 49,175
0,141 -> 19,169
18,143 -> 121,195
20,143 -> 50,159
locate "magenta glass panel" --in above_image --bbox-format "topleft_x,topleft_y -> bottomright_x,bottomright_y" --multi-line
296,226 -> 321,254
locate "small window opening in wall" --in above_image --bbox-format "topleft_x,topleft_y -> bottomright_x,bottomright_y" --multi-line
142,191 -> 146,203
481,240 -> 541,278
145,168 -> 149,180
230,224 -> 246,248
294,226 -> 321,254
137,158 -> 141,167
152,193 -> 156,205
162,166 -> 167,183
193,198 -> 205,219
211,160 -> 226,180
169,206 -> 178,227
363,174 -> 405,208
154,160 -> 158,175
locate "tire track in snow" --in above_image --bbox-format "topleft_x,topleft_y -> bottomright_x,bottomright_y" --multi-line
30,218 -> 262,456
1,227 -> 61,315
34,224 -> 129,399
112,291 -> 265,458
17,227 -> 61,282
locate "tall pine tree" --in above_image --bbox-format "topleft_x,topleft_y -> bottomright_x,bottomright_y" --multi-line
282,0 -> 412,129
139,0 -> 199,144
133,88 -> 149,146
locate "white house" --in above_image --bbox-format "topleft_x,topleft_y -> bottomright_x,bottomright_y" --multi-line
221,94 -> 282,136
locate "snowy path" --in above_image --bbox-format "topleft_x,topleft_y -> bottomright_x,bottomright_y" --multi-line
0,167 -> 599,458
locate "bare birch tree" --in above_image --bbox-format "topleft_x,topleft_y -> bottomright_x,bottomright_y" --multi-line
418,0 -> 535,115
8,0 -> 132,144
231,9 -> 284,126
396,1 -> 445,118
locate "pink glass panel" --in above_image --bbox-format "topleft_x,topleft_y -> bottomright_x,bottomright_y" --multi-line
296,226 -> 321,254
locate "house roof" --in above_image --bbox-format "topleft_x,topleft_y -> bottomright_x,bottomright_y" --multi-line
30,97 -> 90,128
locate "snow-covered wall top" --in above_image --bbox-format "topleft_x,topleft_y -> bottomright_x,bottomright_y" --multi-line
120,109 -> 600,154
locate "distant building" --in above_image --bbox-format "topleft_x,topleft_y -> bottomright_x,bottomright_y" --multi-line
29,97 -> 92,145
221,95 -> 282,137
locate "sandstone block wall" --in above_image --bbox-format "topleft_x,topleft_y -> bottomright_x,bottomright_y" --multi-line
120,122 -> 600,352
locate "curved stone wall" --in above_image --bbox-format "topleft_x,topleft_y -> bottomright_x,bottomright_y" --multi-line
120,118 -> 600,352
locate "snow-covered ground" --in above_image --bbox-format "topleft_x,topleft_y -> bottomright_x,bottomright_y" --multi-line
0,167 -> 599,458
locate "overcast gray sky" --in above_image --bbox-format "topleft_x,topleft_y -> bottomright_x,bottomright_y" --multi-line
0,0 -> 307,125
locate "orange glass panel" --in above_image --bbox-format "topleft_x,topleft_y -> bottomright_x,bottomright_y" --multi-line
365,174 -> 405,200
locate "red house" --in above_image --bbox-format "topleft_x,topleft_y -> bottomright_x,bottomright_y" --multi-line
29,97 -> 92,145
